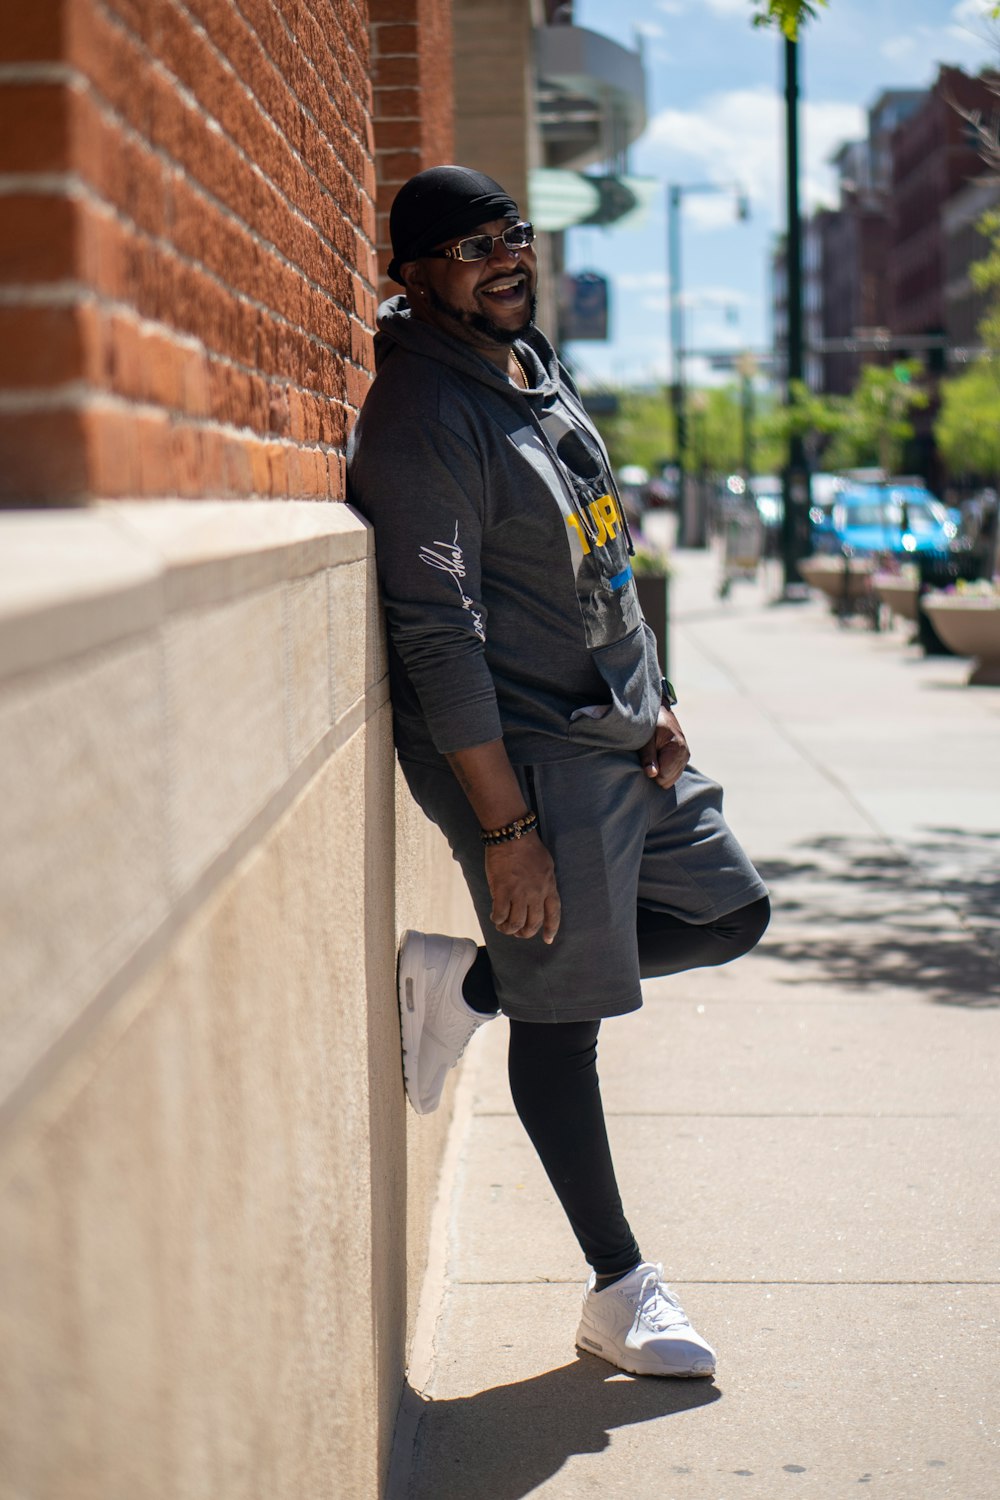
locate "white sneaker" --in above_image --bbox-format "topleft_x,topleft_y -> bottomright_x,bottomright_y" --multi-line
397,930 -> 495,1115
576,1262 -> 717,1378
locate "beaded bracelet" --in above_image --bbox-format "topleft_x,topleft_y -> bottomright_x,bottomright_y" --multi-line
480,810 -> 538,847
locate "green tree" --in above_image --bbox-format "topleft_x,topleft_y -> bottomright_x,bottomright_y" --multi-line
970,209 -> 1000,356
593,384 -> 785,480
754,379 -> 844,469
751,0 -> 828,38
822,362 -> 928,474
593,390 -> 675,474
932,207 -> 1000,485
935,362 -> 1000,482
685,387 -> 746,475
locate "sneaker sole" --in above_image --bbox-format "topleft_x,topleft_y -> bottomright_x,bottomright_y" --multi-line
397,930 -> 431,1115
576,1322 -> 716,1379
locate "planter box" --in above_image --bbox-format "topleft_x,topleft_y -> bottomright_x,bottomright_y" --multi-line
920,595 -> 1000,685
799,553 -> 875,610
635,572 -> 669,677
873,572 -> 919,623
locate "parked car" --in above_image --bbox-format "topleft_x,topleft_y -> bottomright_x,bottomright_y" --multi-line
814,484 -> 958,559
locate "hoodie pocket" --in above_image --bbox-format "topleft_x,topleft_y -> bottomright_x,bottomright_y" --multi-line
567,625 -> 660,748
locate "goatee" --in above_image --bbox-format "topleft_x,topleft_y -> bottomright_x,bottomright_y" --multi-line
426,284 -> 537,347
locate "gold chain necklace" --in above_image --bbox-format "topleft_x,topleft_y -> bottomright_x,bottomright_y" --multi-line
509,350 -> 528,389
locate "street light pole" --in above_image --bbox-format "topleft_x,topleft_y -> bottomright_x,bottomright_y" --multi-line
667,181 -> 749,547
736,351 -> 756,480
779,34 -> 812,595
667,185 -> 687,538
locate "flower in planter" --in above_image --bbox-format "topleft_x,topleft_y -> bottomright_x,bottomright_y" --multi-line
629,539 -> 672,577
932,578 -> 999,598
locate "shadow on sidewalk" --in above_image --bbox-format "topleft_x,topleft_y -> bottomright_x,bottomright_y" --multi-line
403,1355 -> 720,1500
757,829 -> 1000,1007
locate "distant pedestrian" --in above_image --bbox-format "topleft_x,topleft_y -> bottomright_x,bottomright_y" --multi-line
349,166 -> 769,1379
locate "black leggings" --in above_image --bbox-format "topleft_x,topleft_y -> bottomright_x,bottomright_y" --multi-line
503,895 -> 770,1276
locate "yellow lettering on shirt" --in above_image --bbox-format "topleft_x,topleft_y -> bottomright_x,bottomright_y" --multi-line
565,513 -> 591,555
565,494 -> 620,553
595,494 -> 619,539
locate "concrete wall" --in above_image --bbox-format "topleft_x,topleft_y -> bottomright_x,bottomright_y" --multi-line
0,502 -> 477,1499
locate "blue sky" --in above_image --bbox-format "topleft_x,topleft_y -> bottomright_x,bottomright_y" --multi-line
563,0 -> 999,387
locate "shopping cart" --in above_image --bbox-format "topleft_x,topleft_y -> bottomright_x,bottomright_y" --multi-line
718,505 -> 763,598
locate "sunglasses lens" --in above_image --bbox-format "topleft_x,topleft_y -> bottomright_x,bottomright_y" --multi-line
505,223 -> 534,249
461,235 -> 495,261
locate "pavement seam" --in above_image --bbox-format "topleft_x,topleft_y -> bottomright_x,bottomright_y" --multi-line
450,1278 -> 1000,1287
472,1110 -> 970,1119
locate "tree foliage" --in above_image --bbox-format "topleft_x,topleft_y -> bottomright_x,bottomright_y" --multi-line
932,207 -> 1000,485
823,363 -> 928,474
751,0 -> 828,39
935,362 -> 1000,482
591,385 -> 782,479
593,390 -> 675,475
753,363 -> 928,474
969,209 -> 1000,355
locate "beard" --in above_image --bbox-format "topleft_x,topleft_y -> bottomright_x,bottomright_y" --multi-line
426,283 -> 537,346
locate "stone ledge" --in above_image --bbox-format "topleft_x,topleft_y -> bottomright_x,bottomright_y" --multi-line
0,501 -> 371,682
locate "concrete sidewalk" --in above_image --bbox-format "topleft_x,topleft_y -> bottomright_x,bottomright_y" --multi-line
389,547 -> 1000,1500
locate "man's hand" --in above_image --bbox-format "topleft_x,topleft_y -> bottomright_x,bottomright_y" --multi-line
639,706 -> 690,789
486,833 -> 561,944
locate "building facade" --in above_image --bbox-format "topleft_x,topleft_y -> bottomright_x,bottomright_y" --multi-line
889,66 -> 1000,358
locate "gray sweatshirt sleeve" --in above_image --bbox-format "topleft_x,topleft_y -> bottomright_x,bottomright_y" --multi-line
350,411 -> 503,753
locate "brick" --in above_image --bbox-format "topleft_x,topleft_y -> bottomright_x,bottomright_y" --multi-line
373,86 -> 419,119
379,149 -> 422,182
373,23 -> 419,55
0,82 -> 70,172
372,54 -> 419,88
375,119 -> 420,150
343,364 -> 370,411
0,195 -> 77,283
376,183 -> 399,216
368,0 -> 419,22
0,304 -> 85,387
1,0 -> 63,62
222,434 -> 254,495
319,397 -> 347,448
0,410 -> 89,504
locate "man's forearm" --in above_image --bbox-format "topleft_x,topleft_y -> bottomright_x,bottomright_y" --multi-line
445,739 -> 531,831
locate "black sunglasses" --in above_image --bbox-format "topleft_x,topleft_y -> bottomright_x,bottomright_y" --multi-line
424,221 -> 535,264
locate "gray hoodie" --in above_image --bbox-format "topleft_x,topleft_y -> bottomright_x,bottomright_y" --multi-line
347,295 -> 662,765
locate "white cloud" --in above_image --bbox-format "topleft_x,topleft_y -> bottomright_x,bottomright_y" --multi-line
654,0 -> 686,14
616,272 -> 669,291
635,19 -> 667,38
684,285 -> 752,307
881,34 -> 916,61
611,276 -> 751,331
701,0 -> 755,13
952,0 -> 994,23
644,86 -> 865,220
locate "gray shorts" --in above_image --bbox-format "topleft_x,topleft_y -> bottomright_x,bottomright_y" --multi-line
400,749 -> 768,1024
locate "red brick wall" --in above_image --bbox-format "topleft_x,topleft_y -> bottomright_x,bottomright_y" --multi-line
0,0 -> 378,507
370,0 -> 453,294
